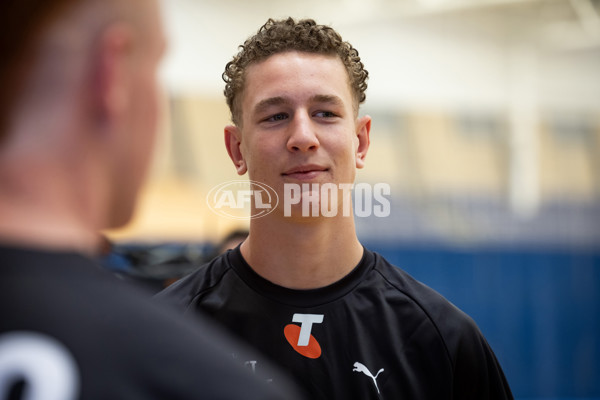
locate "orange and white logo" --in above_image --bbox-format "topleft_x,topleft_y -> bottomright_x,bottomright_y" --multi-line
283,313 -> 324,359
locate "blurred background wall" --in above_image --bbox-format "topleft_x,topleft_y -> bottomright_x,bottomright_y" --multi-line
106,0 -> 600,398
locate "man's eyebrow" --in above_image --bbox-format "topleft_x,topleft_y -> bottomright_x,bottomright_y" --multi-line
252,94 -> 345,115
310,94 -> 344,106
252,97 -> 289,115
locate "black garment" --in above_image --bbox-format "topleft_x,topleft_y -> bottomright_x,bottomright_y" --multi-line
0,244 -> 302,400
158,245 -> 514,400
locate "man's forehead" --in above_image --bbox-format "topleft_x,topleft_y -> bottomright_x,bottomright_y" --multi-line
245,50 -> 343,74
241,52 -> 352,107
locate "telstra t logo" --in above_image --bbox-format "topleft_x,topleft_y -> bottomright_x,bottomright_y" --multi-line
283,313 -> 324,359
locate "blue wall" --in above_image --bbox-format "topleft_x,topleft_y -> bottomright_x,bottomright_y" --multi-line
365,243 -> 600,399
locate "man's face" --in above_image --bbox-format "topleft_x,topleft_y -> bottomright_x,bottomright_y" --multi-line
227,51 -> 370,218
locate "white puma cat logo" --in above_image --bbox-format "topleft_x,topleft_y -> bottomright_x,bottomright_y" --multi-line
353,361 -> 384,394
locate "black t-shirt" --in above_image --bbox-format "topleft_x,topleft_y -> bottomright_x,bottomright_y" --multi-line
0,244 -> 302,400
157,245 -> 514,400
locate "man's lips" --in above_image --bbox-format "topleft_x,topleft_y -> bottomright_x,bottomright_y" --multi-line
282,165 -> 328,179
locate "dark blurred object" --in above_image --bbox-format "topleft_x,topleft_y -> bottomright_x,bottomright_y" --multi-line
99,240 -> 215,292
100,229 -> 249,292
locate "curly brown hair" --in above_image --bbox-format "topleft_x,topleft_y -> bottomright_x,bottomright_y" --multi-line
223,17 -> 369,126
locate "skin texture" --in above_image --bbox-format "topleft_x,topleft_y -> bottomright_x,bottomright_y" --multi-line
0,0 -> 166,254
225,51 -> 371,289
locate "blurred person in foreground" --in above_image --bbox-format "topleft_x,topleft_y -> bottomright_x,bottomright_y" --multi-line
158,17 -> 513,399
0,1 -> 302,398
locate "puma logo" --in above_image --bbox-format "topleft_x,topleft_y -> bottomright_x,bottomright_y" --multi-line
353,361 -> 384,394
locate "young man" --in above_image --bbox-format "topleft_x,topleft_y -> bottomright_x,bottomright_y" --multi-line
0,2 -> 301,398
158,18 -> 513,399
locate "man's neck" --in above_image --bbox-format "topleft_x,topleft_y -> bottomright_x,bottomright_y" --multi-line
0,164 -> 102,255
240,214 -> 363,289
0,217 -> 98,255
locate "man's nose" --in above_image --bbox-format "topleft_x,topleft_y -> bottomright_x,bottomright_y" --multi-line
286,112 -> 320,152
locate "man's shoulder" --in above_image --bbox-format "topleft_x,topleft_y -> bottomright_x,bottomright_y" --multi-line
155,250 -> 233,308
0,244 -> 209,341
363,250 -> 513,399
368,250 -> 482,349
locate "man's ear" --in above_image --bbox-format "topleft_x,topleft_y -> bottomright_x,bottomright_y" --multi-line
95,23 -> 134,127
224,125 -> 247,175
355,115 -> 371,169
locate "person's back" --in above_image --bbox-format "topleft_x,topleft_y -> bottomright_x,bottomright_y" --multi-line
0,1 -> 302,398
0,245 -> 297,399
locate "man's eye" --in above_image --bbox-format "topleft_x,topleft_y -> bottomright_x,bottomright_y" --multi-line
266,113 -> 288,122
315,111 -> 337,118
